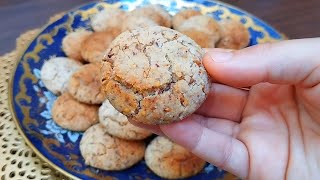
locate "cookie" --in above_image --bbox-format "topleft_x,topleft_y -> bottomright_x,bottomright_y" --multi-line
81,30 -> 120,63
52,93 -> 99,131
122,16 -> 158,31
145,136 -> 206,179
217,19 -> 250,49
99,99 -> 152,140
91,8 -> 126,32
62,30 -> 92,62
131,4 -> 172,28
102,26 -> 210,125
68,63 -> 107,104
172,9 -> 202,29
80,124 -> 145,170
177,15 -> 221,48
40,57 -> 82,95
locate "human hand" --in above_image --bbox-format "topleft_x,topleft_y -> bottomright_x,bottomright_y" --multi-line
132,38 -> 320,179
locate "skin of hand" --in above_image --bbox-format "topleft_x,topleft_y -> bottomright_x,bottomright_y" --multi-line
131,38 -> 320,179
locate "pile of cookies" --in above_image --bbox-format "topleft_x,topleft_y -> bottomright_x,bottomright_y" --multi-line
40,4 -> 250,179
172,9 -> 250,49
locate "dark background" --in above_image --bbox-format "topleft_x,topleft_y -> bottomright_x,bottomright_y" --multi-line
1,0 -> 319,54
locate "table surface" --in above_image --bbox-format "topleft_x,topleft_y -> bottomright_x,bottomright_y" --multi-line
0,0 -> 319,55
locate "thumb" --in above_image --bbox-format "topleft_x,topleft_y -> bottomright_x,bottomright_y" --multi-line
203,38 -> 320,88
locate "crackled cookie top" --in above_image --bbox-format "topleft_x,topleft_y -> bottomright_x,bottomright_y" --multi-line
40,57 -> 82,95
102,26 -> 210,125
145,136 -> 206,179
80,124 -> 145,170
99,99 -> 152,140
52,93 -> 99,131
68,63 -> 107,104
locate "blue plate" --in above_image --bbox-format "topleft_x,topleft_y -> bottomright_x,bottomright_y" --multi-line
9,0 -> 285,179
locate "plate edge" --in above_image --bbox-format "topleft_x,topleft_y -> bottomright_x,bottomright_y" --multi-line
7,12 -> 82,180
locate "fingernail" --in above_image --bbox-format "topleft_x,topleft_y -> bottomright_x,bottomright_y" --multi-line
208,49 -> 233,62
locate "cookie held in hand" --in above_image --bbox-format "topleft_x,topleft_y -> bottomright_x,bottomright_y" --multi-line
101,26 -> 210,125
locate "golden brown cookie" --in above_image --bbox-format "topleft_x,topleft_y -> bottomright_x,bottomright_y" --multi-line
52,93 -> 99,131
217,19 -> 250,49
80,124 -> 145,170
68,63 -> 107,104
40,57 -> 82,95
102,26 -> 210,125
177,15 -> 221,48
131,4 -> 172,28
99,99 -> 153,140
172,9 -> 202,29
145,136 -> 206,179
91,8 -> 126,32
81,30 -> 120,63
62,30 -> 92,62
121,16 -> 158,31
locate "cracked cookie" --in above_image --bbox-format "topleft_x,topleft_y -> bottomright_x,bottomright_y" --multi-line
131,4 -> 172,28
102,26 -> 210,125
62,29 -> 92,62
80,124 -> 145,170
99,99 -> 153,140
122,16 -> 158,32
145,136 -> 206,179
217,19 -> 250,49
52,93 -> 99,131
177,15 -> 221,48
81,30 -> 120,63
68,63 -> 107,104
172,9 -> 202,30
40,57 -> 82,95
91,8 -> 126,32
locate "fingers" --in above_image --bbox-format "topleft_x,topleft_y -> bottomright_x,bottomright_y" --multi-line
128,119 -> 164,136
160,117 -> 249,179
130,113 -> 240,138
203,38 -> 320,87
129,112 -> 240,137
192,114 -> 239,137
196,83 -> 248,122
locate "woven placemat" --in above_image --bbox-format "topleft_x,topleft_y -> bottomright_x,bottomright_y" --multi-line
0,13 -> 70,180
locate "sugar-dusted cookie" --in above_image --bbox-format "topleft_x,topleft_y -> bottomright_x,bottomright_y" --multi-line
99,99 -> 152,140
52,93 -> 99,131
80,124 -> 145,170
40,57 -> 82,95
102,26 -> 210,125
68,63 -> 107,104
145,136 -> 206,179
62,30 -> 92,62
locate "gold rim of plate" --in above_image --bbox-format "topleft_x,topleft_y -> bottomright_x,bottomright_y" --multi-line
8,0 -> 287,179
